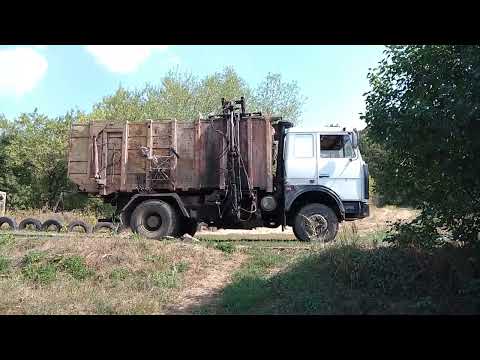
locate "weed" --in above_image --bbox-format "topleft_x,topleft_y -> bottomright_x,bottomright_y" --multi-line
143,254 -> 166,264
215,242 -> 235,254
0,233 -> 15,248
0,255 -> 10,273
22,262 -> 57,285
150,262 -> 188,289
109,267 -> 130,281
23,250 -> 46,266
60,256 -> 94,280
130,233 -> 143,241
173,260 -> 189,273
151,270 -> 179,289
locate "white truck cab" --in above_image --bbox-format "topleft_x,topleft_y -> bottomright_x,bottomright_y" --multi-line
282,126 -> 369,242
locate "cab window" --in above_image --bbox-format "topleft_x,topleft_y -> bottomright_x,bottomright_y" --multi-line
320,134 -> 353,158
294,134 -> 314,158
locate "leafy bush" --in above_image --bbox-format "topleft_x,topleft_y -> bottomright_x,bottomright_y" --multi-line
363,45 -> 480,244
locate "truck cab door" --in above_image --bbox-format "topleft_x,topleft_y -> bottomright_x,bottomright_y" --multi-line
317,133 -> 362,201
284,132 -> 318,185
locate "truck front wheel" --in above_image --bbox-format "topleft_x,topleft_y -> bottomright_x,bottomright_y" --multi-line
293,203 -> 339,242
130,199 -> 178,240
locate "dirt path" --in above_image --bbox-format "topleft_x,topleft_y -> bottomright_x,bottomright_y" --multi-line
166,252 -> 248,314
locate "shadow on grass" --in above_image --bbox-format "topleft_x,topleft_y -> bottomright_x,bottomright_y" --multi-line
189,243 -> 480,315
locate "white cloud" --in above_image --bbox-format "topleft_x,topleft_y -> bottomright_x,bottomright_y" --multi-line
0,47 -> 48,97
33,45 -> 48,50
85,45 -> 169,73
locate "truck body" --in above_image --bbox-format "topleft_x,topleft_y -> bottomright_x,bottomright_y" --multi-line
67,98 -> 369,241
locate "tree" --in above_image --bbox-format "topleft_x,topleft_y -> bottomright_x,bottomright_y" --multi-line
251,73 -> 306,124
362,45 -> 480,244
87,67 -> 304,123
0,110 -> 81,209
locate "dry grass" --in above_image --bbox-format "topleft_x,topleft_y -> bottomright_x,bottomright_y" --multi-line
0,232 -> 240,314
0,204 -> 423,315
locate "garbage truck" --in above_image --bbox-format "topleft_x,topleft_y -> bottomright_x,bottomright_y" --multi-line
67,98 -> 369,241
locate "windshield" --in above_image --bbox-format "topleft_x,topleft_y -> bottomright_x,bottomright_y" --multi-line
320,134 -> 353,158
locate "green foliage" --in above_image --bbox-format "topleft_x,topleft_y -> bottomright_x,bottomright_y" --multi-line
251,73 -> 306,123
0,110 -> 82,210
215,242 -> 236,253
362,45 -> 480,243
22,251 -> 57,284
0,233 -> 15,248
87,67 -> 304,124
151,267 -> 180,289
60,255 -> 94,280
173,260 -> 189,274
359,129 -> 407,206
109,267 -> 130,281
21,251 -> 93,284
0,255 -> 10,273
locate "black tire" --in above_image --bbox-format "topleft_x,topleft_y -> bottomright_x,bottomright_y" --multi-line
18,218 -> 42,231
93,222 -> 116,234
293,203 -> 339,242
42,219 -> 63,232
67,220 -> 92,234
0,216 -> 17,231
130,199 -> 178,240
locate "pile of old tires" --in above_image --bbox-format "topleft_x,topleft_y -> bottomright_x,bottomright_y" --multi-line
0,216 -> 118,234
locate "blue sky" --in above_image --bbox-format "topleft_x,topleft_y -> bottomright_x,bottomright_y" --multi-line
0,45 -> 385,129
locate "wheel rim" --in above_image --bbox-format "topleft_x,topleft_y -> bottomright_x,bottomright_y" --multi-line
144,213 -> 162,232
304,214 -> 329,241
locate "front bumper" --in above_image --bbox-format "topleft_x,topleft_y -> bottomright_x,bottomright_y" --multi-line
344,201 -> 370,219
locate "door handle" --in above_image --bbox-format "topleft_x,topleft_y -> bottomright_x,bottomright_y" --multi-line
319,174 -> 330,178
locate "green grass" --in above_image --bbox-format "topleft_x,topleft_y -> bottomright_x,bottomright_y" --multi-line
109,267 -> 130,282
0,255 -> 10,274
60,256 -> 94,280
214,242 -> 236,253
20,251 -> 94,284
196,231 -> 480,314
199,249 -> 292,314
0,233 -> 15,248
150,262 -> 189,289
22,260 -> 57,285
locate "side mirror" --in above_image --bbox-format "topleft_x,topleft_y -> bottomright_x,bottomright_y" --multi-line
351,129 -> 359,149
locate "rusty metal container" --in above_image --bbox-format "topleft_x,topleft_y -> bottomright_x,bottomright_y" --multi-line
67,117 -> 273,196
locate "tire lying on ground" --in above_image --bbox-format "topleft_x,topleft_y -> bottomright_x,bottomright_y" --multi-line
93,222 -> 117,233
293,203 -> 339,242
18,218 -> 43,231
130,199 -> 178,240
0,216 -> 18,231
67,220 -> 92,234
41,219 -> 63,232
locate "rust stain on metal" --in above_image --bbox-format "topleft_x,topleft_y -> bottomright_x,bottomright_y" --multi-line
68,116 -> 273,196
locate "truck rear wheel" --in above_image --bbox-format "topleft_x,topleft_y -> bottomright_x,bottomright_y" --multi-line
293,203 -> 339,242
130,199 -> 178,240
